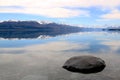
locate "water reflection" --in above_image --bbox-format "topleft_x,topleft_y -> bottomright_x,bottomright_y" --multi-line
0,30 -> 79,39
0,32 -> 120,80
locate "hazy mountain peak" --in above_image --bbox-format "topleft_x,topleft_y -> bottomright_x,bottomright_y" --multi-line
38,21 -> 54,24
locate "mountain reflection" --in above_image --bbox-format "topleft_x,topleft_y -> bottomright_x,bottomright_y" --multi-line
0,29 -> 120,39
0,31 -> 80,39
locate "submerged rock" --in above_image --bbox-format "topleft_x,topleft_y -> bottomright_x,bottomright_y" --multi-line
63,55 -> 106,74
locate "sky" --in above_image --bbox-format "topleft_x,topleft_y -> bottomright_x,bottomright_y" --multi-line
0,0 -> 120,26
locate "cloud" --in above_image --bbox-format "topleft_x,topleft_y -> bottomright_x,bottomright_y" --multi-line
0,0 -> 120,18
0,7 -> 88,18
1,0 -> 120,8
101,9 -> 120,20
0,0 -> 90,18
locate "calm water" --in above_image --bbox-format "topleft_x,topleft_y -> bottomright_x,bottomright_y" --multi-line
0,31 -> 120,80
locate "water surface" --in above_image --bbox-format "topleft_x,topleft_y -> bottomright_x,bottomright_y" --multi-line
0,31 -> 120,80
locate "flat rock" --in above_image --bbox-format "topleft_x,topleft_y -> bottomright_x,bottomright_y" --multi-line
63,55 -> 106,74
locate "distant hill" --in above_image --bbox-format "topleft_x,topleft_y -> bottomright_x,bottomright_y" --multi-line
103,26 -> 120,31
107,27 -> 120,31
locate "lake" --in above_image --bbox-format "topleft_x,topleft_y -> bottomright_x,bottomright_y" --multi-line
0,31 -> 120,80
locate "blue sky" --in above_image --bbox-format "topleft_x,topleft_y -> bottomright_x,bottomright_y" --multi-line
0,0 -> 120,27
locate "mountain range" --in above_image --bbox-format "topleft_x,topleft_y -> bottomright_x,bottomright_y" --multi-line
0,21 -> 81,32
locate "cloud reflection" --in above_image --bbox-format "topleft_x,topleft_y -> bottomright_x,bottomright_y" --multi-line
102,41 -> 120,54
0,32 -> 120,80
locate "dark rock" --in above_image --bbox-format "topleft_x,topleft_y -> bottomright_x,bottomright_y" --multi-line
63,55 -> 106,74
